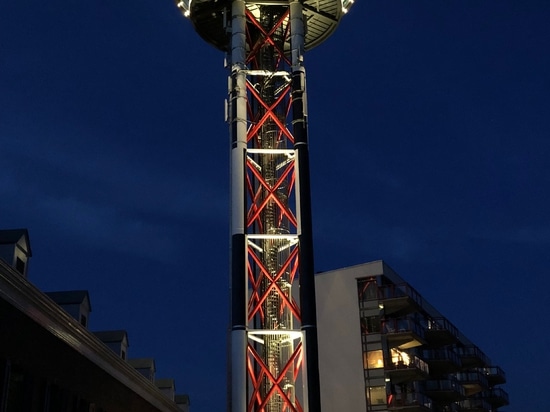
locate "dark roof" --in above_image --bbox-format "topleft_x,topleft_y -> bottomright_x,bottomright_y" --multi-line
93,330 -> 129,344
45,290 -> 91,310
0,229 -> 32,256
155,378 -> 175,389
128,358 -> 156,369
175,394 -> 190,405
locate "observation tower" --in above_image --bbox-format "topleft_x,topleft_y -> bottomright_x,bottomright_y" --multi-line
175,0 -> 355,410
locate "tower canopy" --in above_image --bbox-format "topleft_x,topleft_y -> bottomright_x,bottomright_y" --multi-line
175,0 -> 356,51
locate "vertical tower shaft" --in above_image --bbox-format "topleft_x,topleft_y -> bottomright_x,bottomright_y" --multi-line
175,0 -> 355,410
228,3 -> 320,411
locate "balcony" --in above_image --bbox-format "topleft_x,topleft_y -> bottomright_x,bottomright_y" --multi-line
425,378 -> 465,403
386,355 -> 430,384
384,318 -> 426,349
388,392 -> 433,412
459,398 -> 491,411
483,388 -> 510,408
456,371 -> 488,396
457,345 -> 490,368
424,317 -> 459,347
484,366 -> 506,386
423,348 -> 461,376
379,283 -> 424,316
435,402 -> 462,412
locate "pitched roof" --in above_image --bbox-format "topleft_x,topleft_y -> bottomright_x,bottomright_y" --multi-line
155,378 -> 175,389
0,228 -> 32,256
93,330 -> 129,344
45,290 -> 91,310
175,394 -> 190,405
128,358 -> 156,369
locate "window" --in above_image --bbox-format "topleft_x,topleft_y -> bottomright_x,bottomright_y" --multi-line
358,278 -> 378,300
366,386 -> 387,405
363,350 -> 384,369
80,314 -> 87,327
361,316 -> 381,334
15,257 -> 25,275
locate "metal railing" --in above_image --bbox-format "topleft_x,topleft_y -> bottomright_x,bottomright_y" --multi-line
389,355 -> 430,375
427,316 -> 458,338
459,398 -> 491,411
378,283 -> 424,307
457,345 -> 491,366
423,348 -> 461,366
425,378 -> 465,397
484,365 -> 506,382
388,392 -> 432,410
383,317 -> 425,339
456,370 -> 489,389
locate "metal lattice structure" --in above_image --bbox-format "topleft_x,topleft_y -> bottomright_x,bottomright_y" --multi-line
175,0 -> 355,410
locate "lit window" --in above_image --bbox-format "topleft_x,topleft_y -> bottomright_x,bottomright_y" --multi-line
366,386 -> 387,405
391,348 -> 410,366
363,350 -> 384,369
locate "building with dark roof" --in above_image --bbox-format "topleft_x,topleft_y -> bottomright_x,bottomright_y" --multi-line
0,229 -> 189,411
45,290 -> 91,327
0,228 -> 31,278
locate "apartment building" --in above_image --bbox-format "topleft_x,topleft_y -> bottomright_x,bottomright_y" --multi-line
315,260 -> 509,412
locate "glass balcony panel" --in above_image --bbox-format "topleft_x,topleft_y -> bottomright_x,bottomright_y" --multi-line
384,318 -> 426,349
459,398 -> 491,411
425,378 -> 465,402
387,350 -> 430,383
481,387 -> 510,407
456,371 -> 489,396
423,348 -> 462,375
425,317 -> 459,346
378,283 -> 424,316
484,365 -> 506,385
457,345 -> 490,368
388,392 -> 433,412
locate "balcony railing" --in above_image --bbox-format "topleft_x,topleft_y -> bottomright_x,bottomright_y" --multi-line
383,317 -> 426,349
423,348 -> 461,363
383,318 -> 425,336
377,283 -> 425,316
387,355 -> 430,383
423,348 -> 461,375
443,402 -> 462,412
457,345 -> 490,368
482,387 -> 510,407
484,365 -> 506,385
459,398 -> 491,411
388,392 -> 433,412
425,317 -> 459,346
425,378 -> 465,402
456,371 -> 489,396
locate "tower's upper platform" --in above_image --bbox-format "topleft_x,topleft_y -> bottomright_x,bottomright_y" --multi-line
175,0 -> 355,52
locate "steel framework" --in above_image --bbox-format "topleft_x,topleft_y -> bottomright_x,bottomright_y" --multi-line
175,0 -> 354,410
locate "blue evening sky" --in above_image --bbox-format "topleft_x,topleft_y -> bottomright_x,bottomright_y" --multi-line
2,1 -> 549,411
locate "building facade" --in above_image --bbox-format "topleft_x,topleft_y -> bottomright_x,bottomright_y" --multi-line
0,229 -> 188,412
315,260 -> 509,412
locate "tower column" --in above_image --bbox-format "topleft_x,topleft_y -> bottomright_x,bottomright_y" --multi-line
229,1 -> 248,411
289,3 -> 321,411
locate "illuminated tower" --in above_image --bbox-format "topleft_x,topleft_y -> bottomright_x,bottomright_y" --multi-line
175,0 -> 355,410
